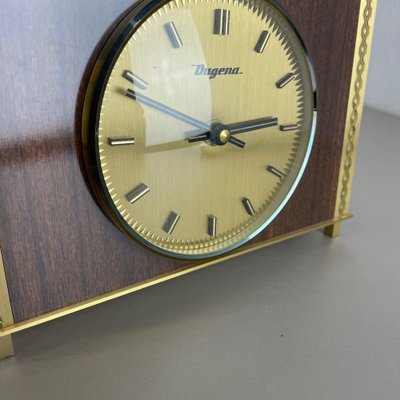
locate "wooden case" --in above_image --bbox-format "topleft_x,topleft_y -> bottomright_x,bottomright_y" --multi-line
0,0 -> 377,358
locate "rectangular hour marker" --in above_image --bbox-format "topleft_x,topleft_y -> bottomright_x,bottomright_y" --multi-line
207,215 -> 217,237
242,198 -> 256,216
267,165 -> 285,179
276,73 -> 295,89
254,30 -> 271,53
108,137 -> 135,146
126,183 -> 149,204
214,9 -> 230,35
163,211 -> 180,235
164,22 -> 183,48
280,124 -> 298,132
123,70 -> 148,90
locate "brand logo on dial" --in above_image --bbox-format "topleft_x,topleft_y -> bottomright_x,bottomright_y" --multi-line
193,64 -> 243,79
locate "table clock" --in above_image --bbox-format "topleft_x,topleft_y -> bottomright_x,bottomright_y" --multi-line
0,0 -> 376,359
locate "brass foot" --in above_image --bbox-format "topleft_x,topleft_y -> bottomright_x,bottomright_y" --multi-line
0,335 -> 14,360
324,222 -> 341,238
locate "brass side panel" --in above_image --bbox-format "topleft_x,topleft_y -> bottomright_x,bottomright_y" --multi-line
0,249 -> 14,329
0,335 -> 14,360
0,249 -> 14,359
334,0 -> 377,218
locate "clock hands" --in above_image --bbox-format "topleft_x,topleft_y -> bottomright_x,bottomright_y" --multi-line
187,117 -> 279,144
125,89 -> 278,149
125,89 -> 246,148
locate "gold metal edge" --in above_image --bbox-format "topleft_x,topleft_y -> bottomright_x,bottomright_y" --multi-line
0,249 -> 14,329
0,214 -> 351,337
0,336 -> 14,360
333,0 -> 377,218
0,248 -> 15,358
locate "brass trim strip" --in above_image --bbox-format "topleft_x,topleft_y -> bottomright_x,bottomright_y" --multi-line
0,249 -> 14,329
0,248 -> 14,360
0,215 -> 351,337
334,0 -> 377,217
0,335 -> 14,360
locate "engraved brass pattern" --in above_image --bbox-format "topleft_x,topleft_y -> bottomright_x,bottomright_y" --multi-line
337,0 -> 376,217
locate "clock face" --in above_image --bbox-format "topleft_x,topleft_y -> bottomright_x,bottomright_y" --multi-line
87,0 -> 317,259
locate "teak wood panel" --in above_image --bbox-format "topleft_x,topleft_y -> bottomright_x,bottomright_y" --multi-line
0,0 -> 361,323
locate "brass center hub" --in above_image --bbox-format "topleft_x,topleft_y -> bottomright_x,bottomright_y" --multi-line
219,129 -> 231,144
210,123 -> 232,146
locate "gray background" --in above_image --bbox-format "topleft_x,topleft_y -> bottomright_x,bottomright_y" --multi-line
1,2 -> 400,399
365,1 -> 400,117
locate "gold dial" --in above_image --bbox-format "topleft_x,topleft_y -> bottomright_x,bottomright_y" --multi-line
84,0 -> 317,258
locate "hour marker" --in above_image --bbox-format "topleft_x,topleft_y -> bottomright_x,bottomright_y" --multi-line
214,9 -> 230,35
163,211 -> 180,235
126,183 -> 149,204
242,198 -> 256,216
280,124 -> 298,132
267,165 -> 285,179
276,73 -> 295,89
164,22 -> 183,48
254,30 -> 271,53
108,137 -> 135,146
123,70 -> 148,90
207,215 -> 217,237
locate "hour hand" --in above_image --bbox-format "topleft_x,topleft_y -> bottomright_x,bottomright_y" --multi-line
228,117 -> 278,134
187,116 -> 278,147
188,127 -> 246,148
187,132 -> 210,143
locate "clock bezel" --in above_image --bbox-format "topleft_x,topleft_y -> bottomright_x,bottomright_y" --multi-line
82,0 -> 318,260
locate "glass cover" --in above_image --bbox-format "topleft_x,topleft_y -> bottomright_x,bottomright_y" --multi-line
95,0 -> 316,258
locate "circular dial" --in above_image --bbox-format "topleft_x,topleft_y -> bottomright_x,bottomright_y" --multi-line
88,0 -> 316,259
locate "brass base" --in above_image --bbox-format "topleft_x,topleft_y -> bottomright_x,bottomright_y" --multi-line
0,215 -> 351,340
0,216 -> 351,361
324,222 -> 341,238
0,335 -> 14,360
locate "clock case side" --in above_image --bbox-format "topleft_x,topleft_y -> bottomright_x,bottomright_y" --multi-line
324,0 -> 377,238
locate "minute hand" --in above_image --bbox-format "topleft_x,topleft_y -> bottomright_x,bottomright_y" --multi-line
126,89 -> 209,130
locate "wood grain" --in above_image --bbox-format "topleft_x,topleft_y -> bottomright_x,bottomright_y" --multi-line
0,0 -> 361,323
